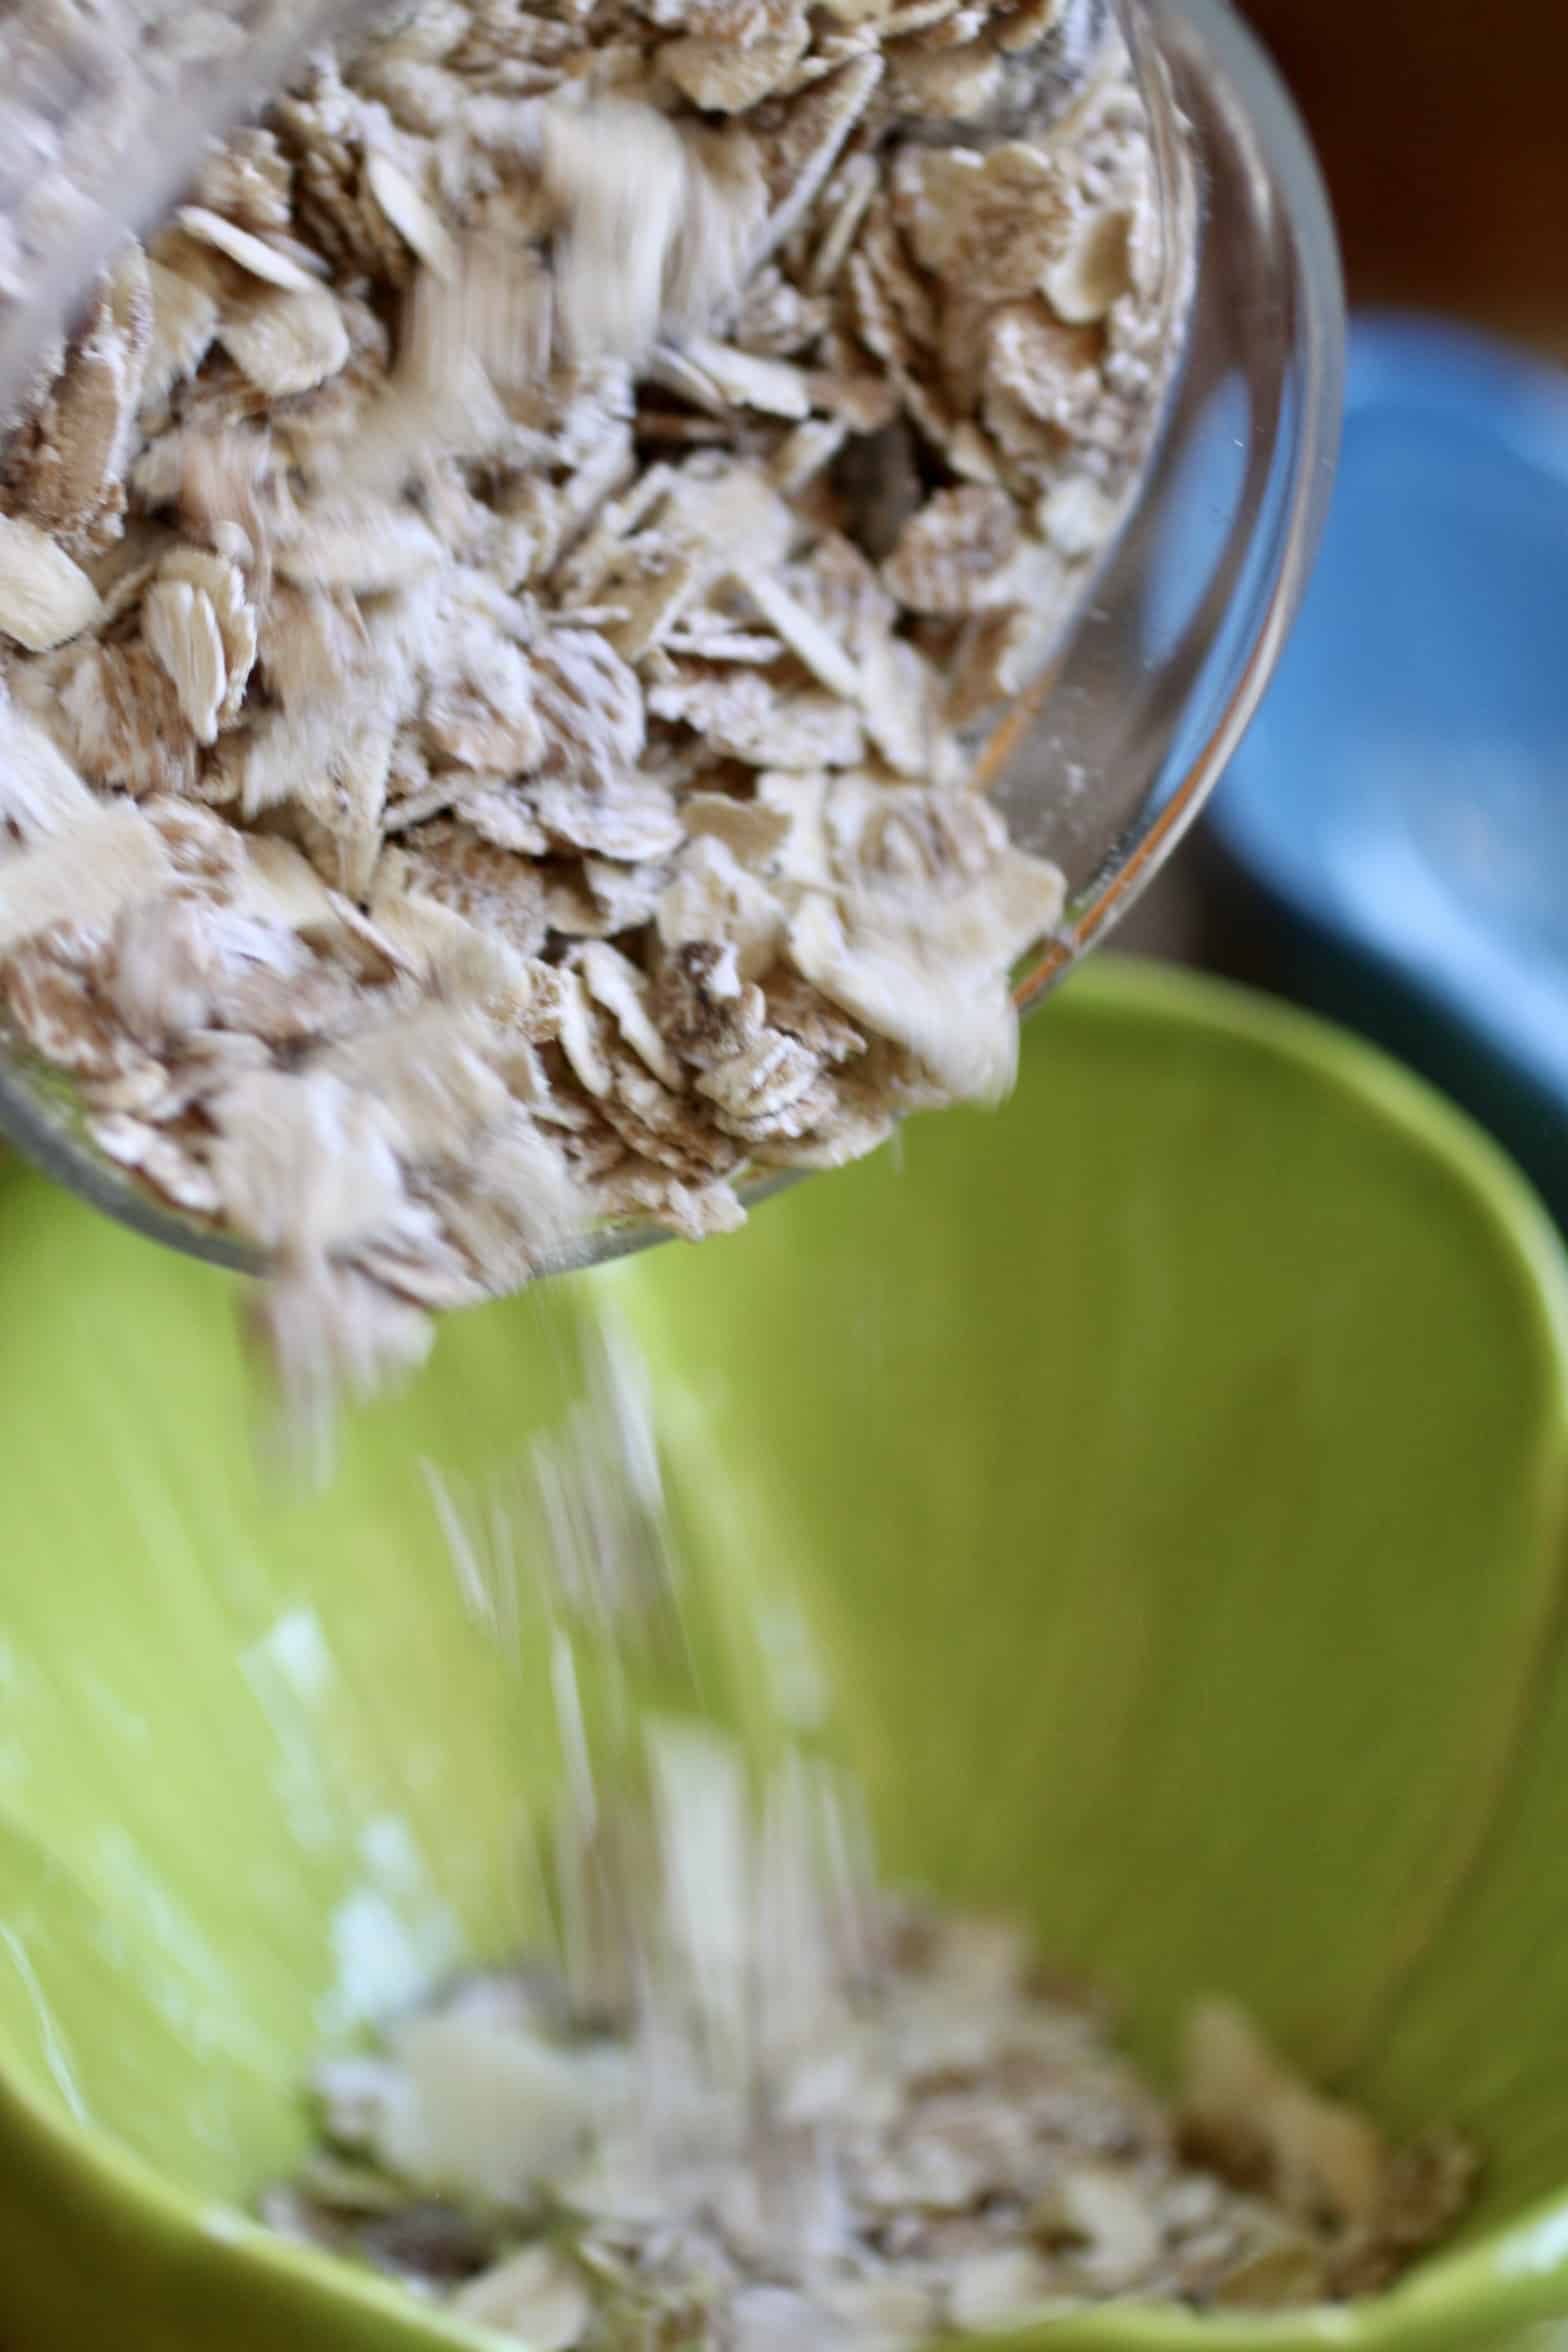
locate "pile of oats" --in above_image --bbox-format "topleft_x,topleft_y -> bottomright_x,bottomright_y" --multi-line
0,0 -> 1192,1408
269,1810 -> 1476,2347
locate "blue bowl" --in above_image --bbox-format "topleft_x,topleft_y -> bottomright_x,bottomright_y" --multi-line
1203,316 -> 1568,1219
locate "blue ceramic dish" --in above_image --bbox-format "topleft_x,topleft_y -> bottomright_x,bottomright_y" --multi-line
1202,315 -> 1568,1219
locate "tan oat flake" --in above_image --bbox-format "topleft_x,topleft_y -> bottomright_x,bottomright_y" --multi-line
217,281 -> 352,398
882,483 -> 1019,614
0,802 -> 173,954
0,516 -> 104,652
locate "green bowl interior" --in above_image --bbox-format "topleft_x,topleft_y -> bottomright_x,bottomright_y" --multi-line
4,958 -> 1568,2352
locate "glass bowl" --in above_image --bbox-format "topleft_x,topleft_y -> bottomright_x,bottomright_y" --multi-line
0,0 -> 1345,1278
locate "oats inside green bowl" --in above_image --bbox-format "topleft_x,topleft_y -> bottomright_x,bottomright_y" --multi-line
270,1765 -> 1475,2348
266,1326 -> 1477,2349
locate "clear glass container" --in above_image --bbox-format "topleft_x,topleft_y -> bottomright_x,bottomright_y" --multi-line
0,0 -> 1344,1277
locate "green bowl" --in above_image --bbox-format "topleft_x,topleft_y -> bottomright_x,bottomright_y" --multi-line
4,958 -> 1568,2352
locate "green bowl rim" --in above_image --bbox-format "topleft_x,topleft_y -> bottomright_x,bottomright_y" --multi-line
7,952 -> 1568,2352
